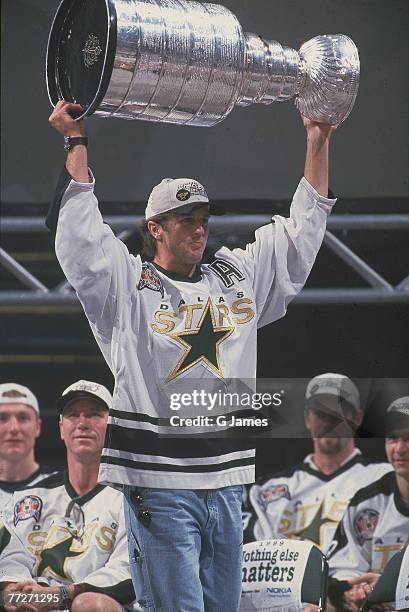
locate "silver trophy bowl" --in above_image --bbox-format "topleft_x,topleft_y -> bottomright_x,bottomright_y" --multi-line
46,0 -> 360,126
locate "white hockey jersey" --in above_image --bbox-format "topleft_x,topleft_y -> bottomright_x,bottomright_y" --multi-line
0,465 -> 55,518
0,472 -> 135,606
52,171 -> 335,489
328,471 -> 409,578
244,450 -> 392,553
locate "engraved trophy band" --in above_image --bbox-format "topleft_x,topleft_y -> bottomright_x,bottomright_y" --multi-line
46,0 -> 360,126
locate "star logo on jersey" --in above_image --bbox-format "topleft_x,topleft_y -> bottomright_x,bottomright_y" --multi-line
166,298 -> 234,381
36,534 -> 82,580
293,502 -> 331,546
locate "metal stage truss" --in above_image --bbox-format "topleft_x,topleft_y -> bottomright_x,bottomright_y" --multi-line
1,213 -> 409,311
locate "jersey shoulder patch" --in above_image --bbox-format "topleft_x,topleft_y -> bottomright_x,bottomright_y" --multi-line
257,483 -> 291,509
353,508 -> 379,544
14,495 -> 42,526
138,262 -> 164,298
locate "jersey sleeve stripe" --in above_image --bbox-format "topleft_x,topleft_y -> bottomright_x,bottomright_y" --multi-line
101,454 -> 254,473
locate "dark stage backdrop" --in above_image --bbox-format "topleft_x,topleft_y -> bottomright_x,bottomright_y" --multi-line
2,0 -> 408,203
1,0 -> 408,470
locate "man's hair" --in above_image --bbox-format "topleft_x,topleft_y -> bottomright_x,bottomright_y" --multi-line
139,214 -> 170,259
1,390 -> 26,398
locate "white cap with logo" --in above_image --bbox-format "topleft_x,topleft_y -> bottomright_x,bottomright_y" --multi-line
0,383 -> 40,416
145,178 -> 223,219
386,396 -> 409,425
305,373 -> 361,413
386,396 -> 409,417
57,380 -> 113,414
385,396 -> 409,433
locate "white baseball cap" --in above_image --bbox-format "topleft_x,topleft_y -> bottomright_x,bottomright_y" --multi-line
145,178 -> 224,220
57,380 -> 113,414
385,396 -> 409,432
305,373 -> 361,413
0,383 -> 40,416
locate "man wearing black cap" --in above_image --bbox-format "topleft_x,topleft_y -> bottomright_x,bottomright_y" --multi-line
327,397 -> 409,611
48,99 -> 339,611
0,380 -> 135,612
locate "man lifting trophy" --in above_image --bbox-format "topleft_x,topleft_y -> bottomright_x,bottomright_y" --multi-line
46,0 -> 359,126
46,1 -> 358,610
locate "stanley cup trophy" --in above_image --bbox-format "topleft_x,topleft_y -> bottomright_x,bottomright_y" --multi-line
46,0 -> 360,126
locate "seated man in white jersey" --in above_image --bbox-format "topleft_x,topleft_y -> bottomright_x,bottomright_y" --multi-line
327,396 -> 409,611
0,383 -> 55,514
0,380 -> 135,612
244,373 -> 392,553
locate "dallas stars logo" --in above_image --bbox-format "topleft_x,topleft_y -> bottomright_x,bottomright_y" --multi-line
288,501 -> 339,550
297,504 -> 332,545
36,534 -> 82,580
166,298 -> 234,381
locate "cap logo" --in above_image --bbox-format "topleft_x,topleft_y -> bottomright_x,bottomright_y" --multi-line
176,188 -> 190,202
311,380 -> 341,394
177,182 -> 208,198
82,34 -> 102,68
73,382 -> 101,393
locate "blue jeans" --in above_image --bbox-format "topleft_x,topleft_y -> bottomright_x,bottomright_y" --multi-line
124,486 -> 243,612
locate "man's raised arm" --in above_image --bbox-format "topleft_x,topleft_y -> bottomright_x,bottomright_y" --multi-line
302,116 -> 337,197
48,101 -> 89,183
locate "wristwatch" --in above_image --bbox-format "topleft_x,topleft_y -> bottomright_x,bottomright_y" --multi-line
58,584 -> 72,609
63,136 -> 88,151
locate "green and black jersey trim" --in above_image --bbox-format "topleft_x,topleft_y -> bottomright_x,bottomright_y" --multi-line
22,471 -> 106,505
0,465 -> 55,494
256,453 -> 376,485
101,454 -> 254,473
24,470 -> 65,490
0,525 -> 11,556
347,471 -> 409,517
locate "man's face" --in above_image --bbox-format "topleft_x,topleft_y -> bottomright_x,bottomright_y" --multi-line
0,404 -> 41,461
305,396 -> 361,455
59,397 -> 108,460
385,429 -> 409,477
153,206 -> 210,265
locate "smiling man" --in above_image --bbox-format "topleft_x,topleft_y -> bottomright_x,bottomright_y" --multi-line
0,380 -> 135,612
327,396 -> 409,611
0,383 -> 54,510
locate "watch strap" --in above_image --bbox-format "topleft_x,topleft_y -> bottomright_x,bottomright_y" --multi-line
58,584 -> 72,609
64,136 -> 88,151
